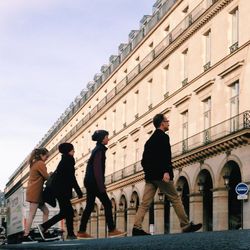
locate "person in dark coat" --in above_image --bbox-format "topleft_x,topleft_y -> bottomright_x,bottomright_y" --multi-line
77,130 -> 126,238
37,143 -> 83,240
132,114 -> 202,236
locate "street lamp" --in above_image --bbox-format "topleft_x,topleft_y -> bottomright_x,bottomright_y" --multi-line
130,199 -> 135,208
100,205 -> 104,215
158,192 -> 164,202
223,172 -> 230,189
198,180 -> 204,194
119,202 -> 124,211
177,186 -> 183,196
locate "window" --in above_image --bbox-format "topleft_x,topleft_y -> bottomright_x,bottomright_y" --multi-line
134,90 -> 139,118
122,146 -> 127,168
103,117 -> 107,130
112,152 -> 116,173
112,109 -> 116,134
231,8 -> 239,45
230,81 -> 239,131
163,65 -> 169,97
123,100 -> 127,127
182,111 -> 188,152
204,30 -> 211,70
148,79 -> 153,108
135,139 -> 139,162
182,49 -> 188,85
203,97 -> 211,143
230,7 -> 239,53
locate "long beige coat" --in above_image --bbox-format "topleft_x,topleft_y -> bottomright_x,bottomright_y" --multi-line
26,160 -> 49,203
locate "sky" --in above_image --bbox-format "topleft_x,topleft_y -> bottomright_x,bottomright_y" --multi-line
0,0 -> 154,191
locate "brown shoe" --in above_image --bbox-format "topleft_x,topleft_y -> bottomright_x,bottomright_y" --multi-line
108,229 -> 126,238
77,231 -> 93,239
182,222 -> 202,233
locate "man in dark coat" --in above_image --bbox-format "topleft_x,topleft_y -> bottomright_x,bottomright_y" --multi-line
38,143 -> 83,240
132,114 -> 202,236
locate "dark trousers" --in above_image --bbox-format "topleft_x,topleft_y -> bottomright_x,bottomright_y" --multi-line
79,188 -> 115,232
41,195 -> 74,236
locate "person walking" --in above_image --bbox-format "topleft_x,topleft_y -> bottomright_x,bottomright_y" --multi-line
132,114 -> 202,236
37,143 -> 83,240
77,130 -> 126,238
22,148 -> 50,243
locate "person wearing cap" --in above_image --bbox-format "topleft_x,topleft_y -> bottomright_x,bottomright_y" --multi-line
77,130 -> 126,238
37,143 -> 83,240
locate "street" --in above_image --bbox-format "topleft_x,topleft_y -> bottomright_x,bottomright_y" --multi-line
1,229 -> 250,250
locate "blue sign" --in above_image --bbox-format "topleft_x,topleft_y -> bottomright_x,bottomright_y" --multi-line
235,183 -> 249,195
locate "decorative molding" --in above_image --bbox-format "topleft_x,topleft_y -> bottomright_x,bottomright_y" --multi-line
109,142 -> 117,149
218,60 -> 244,78
161,107 -> 172,114
194,79 -> 215,94
129,127 -> 140,136
118,135 -> 128,143
142,118 -> 152,128
173,94 -> 192,107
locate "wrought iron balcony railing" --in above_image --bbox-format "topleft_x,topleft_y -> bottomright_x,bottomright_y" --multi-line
171,111 -> 250,157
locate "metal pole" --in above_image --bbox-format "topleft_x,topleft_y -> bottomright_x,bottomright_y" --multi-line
241,200 -> 243,229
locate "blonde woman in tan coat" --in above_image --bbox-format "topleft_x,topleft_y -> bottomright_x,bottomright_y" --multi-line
22,148 -> 50,243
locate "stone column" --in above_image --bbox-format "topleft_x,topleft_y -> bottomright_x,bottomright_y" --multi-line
243,194 -> 250,229
213,188 -> 228,231
127,208 -> 136,236
189,193 -> 203,230
116,210 -> 125,231
154,202 -> 164,234
98,212 -> 106,238
90,213 -> 98,238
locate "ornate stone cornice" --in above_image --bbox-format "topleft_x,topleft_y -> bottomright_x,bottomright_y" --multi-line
194,79 -> 215,94
173,95 -> 192,107
218,60 -> 244,78
173,131 -> 250,169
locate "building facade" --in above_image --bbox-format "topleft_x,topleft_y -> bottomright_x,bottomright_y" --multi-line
0,191 -> 6,230
5,0 -> 250,237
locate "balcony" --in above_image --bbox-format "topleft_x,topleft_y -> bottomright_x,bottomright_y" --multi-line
203,61 -> 211,71
230,42 -> 239,54
105,161 -> 142,185
182,78 -> 188,86
172,111 -> 250,164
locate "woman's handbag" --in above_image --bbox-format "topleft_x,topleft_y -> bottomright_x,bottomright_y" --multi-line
42,171 -> 57,207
